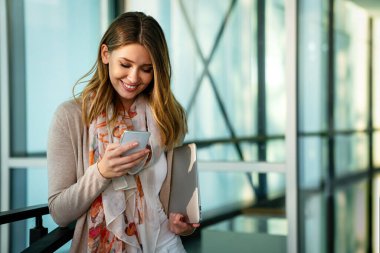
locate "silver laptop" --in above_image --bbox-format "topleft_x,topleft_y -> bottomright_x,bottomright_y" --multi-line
168,143 -> 201,224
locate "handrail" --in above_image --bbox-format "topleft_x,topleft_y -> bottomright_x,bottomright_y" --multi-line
0,204 -> 49,225
0,204 -> 75,252
21,221 -> 76,253
1,196 -> 285,252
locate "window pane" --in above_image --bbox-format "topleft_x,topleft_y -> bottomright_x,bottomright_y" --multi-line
299,192 -> 326,253
197,143 -> 241,161
11,168 -> 71,252
266,139 -> 285,163
266,0 -> 286,135
299,136 -> 328,189
199,170 -> 284,213
266,172 -> 286,199
199,171 -> 254,213
298,0 -> 329,133
183,0 -> 259,144
23,0 -> 101,154
334,1 -> 369,131
334,180 -> 368,253
335,133 -> 369,177
127,0 -> 288,163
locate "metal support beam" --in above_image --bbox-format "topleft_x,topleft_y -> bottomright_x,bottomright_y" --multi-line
285,0 -> 298,252
0,0 -> 10,251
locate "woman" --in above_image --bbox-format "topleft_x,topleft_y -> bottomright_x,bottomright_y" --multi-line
47,11 -> 198,252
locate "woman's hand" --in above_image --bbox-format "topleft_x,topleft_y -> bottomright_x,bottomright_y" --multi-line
169,213 -> 200,236
97,142 -> 150,179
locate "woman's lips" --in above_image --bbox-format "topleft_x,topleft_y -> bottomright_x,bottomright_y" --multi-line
121,80 -> 139,92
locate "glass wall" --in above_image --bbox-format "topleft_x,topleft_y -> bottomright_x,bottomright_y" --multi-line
334,180 -> 368,253
24,1 -> 101,155
298,1 -> 329,252
298,0 -> 377,252
127,0 -> 287,215
334,1 -> 369,178
6,0 -> 103,252
1,0 -> 290,251
334,1 -> 369,132
127,0 -> 286,162
4,0 -> 378,252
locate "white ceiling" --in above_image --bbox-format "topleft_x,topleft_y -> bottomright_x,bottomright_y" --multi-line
350,0 -> 380,17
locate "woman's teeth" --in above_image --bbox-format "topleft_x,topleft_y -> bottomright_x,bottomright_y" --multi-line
122,81 -> 138,90
125,84 -> 136,89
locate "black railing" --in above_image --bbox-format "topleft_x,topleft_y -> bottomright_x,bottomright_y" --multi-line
0,204 -> 75,253
0,204 -> 49,244
0,196 -> 287,252
22,222 -> 75,253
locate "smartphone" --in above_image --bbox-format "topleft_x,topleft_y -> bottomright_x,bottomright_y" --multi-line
113,130 -> 151,189
120,130 -> 151,157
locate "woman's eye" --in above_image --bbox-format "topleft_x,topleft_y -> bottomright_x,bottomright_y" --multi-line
142,68 -> 153,73
121,64 -> 131,68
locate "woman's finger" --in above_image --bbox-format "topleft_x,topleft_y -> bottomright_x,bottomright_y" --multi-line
117,154 -> 149,173
103,143 -> 124,159
113,148 -> 149,165
105,142 -> 122,152
97,142 -> 150,178
168,213 -> 198,235
114,141 -> 140,157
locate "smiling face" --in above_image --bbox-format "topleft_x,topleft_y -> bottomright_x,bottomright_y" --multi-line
101,43 -> 154,110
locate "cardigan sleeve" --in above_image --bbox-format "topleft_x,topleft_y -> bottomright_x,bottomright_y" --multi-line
47,101 -> 110,227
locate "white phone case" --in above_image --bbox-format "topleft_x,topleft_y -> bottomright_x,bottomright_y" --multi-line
112,130 -> 151,191
120,130 -> 151,156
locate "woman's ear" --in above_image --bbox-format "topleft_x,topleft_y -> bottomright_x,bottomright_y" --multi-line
101,44 -> 109,64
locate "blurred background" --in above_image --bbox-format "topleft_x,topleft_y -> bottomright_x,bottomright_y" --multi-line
0,0 -> 379,252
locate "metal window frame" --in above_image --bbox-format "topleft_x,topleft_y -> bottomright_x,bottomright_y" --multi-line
0,0 -> 11,251
367,16 -> 374,253
285,0 -> 298,252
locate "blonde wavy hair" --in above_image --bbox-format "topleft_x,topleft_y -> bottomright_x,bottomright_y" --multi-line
73,12 -> 187,149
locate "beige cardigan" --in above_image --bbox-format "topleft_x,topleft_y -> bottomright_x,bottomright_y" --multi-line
47,100 -> 172,252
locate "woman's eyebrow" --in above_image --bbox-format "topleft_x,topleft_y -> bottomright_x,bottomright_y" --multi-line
119,57 -> 152,66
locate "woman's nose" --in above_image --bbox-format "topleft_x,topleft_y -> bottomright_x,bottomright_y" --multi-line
127,68 -> 139,83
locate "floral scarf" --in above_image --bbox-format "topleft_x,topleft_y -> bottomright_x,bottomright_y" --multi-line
87,96 -> 162,252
